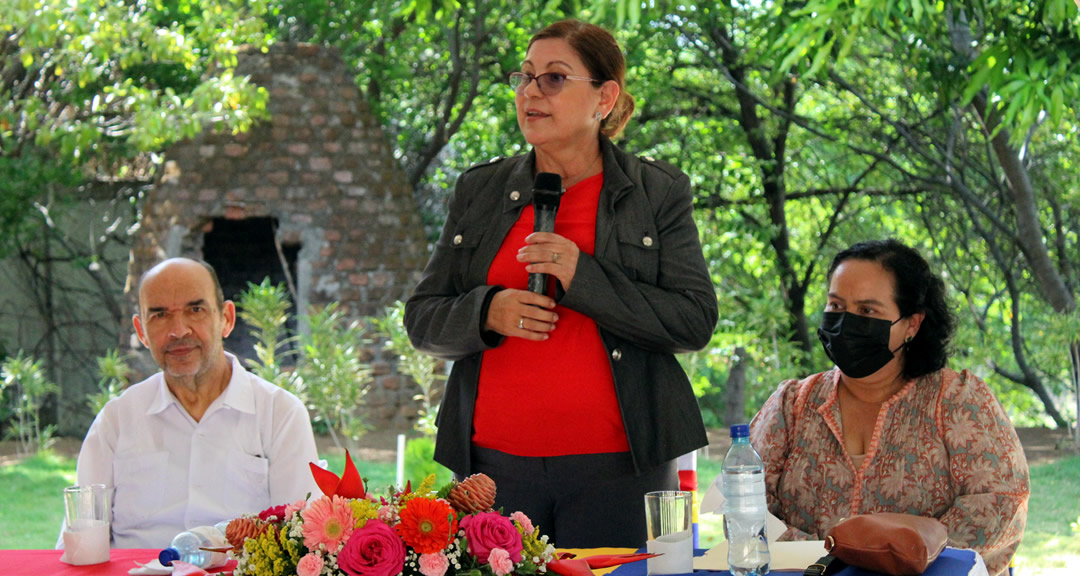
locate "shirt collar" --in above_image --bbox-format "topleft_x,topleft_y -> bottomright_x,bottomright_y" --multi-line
145,352 -> 256,416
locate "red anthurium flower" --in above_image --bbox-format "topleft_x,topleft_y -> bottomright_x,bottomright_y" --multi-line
309,450 -> 366,499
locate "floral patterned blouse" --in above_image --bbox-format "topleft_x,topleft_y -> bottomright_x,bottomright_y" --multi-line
749,367 -> 1029,576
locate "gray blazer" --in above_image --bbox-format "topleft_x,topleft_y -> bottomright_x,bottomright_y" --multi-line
405,136 -> 718,475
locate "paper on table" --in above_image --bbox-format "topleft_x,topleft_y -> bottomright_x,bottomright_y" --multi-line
697,474 -> 826,570
129,558 -> 174,575
693,540 -> 826,571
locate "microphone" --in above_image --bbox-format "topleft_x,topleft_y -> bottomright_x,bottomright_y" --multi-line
527,172 -> 563,295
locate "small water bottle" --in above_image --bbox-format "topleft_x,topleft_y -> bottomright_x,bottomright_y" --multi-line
159,520 -> 231,568
722,423 -> 770,576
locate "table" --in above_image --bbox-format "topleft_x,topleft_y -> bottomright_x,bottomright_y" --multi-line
607,547 -> 986,576
0,549 -> 235,575
0,547 -> 985,576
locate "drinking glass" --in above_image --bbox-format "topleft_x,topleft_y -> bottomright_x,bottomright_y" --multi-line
60,484 -> 110,565
644,490 -> 693,575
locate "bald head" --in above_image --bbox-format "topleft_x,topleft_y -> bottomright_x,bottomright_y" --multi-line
139,258 -> 224,314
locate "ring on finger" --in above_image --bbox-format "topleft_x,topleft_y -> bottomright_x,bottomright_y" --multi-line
552,252 -> 559,263
518,317 -> 525,330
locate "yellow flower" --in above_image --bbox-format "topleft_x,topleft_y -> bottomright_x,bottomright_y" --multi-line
350,498 -> 380,528
401,474 -> 438,503
240,526 -> 297,576
519,523 -> 547,561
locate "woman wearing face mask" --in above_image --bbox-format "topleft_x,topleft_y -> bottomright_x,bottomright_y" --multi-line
749,239 -> 1029,576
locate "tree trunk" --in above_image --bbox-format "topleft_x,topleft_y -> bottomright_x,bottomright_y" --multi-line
725,347 -> 748,427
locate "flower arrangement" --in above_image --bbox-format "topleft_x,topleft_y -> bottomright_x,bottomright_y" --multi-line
226,453 -> 558,576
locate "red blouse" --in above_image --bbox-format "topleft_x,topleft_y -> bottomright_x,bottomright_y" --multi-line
472,172 -> 630,456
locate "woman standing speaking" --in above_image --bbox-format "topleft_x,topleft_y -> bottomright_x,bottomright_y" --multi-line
405,19 -> 717,547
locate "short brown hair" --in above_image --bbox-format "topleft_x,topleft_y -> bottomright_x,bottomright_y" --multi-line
528,19 -> 634,139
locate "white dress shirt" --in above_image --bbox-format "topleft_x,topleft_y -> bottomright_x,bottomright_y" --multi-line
69,353 -> 321,549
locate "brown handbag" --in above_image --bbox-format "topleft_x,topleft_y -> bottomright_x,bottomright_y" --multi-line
822,513 -> 948,575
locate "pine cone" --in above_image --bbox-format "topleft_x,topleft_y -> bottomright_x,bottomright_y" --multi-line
448,473 -> 497,514
225,517 -> 270,551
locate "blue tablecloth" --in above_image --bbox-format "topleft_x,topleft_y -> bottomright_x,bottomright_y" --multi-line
610,547 -> 979,576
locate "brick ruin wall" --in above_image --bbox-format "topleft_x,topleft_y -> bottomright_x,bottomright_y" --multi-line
129,43 -> 432,430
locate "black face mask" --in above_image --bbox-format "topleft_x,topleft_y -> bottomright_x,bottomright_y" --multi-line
817,311 -> 906,378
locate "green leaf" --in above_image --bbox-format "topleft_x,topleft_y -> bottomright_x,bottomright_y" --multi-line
1050,85 -> 1065,122
961,64 -> 993,105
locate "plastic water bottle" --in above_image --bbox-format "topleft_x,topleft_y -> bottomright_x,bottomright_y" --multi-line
159,520 -> 231,568
722,423 -> 770,576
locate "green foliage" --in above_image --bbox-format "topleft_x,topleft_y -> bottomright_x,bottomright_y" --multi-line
86,349 -> 132,415
237,280 -> 374,451
296,303 -> 374,450
0,352 -> 59,455
371,302 -> 445,437
236,278 -> 302,397
768,0 -> 1080,144
1,0 -> 272,257
403,436 -> 453,487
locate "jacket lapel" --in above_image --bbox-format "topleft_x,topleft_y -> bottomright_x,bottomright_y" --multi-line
594,137 -> 635,258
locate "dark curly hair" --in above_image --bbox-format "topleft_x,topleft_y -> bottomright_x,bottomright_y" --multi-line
826,239 -> 955,379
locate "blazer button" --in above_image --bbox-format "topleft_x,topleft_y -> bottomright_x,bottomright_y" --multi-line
611,348 -> 622,361
642,235 -> 654,247
453,234 -> 463,245
510,190 -> 520,201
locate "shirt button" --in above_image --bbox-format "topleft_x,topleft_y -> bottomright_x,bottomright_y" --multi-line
642,235 -> 654,247
453,234 -> 463,245
611,348 -> 622,361
510,190 -> 520,201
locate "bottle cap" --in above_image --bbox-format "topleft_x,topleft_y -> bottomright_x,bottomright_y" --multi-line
159,547 -> 180,566
729,423 -> 750,438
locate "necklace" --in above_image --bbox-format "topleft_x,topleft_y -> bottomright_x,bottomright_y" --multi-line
562,152 -> 602,189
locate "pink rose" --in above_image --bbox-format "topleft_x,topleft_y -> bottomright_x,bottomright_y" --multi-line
510,511 -> 534,535
488,549 -> 514,576
297,553 -> 324,576
418,552 -> 450,576
460,512 -> 523,564
337,520 -> 406,576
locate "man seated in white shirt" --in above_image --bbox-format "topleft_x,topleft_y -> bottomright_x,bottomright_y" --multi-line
65,257 -> 321,548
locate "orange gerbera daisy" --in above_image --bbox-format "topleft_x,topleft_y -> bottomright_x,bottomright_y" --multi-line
396,497 -> 458,554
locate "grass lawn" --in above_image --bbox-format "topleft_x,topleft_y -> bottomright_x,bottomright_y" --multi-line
3,449 -> 1077,575
1014,455 -> 1080,574
0,450 -> 76,548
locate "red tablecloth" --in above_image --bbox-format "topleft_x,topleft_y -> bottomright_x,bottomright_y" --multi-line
0,549 -> 236,576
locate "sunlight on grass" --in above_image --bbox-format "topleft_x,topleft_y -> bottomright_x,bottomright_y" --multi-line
0,450 -> 76,549
1013,455 -> 1080,575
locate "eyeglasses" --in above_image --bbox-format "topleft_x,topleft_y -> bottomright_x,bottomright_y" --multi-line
508,72 -> 600,96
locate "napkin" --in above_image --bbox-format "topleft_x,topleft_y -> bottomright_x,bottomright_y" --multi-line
129,559 -> 212,576
59,521 -> 110,565
129,559 -> 173,575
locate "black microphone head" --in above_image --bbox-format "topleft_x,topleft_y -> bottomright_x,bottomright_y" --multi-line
533,172 -> 562,193
533,172 -> 563,208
